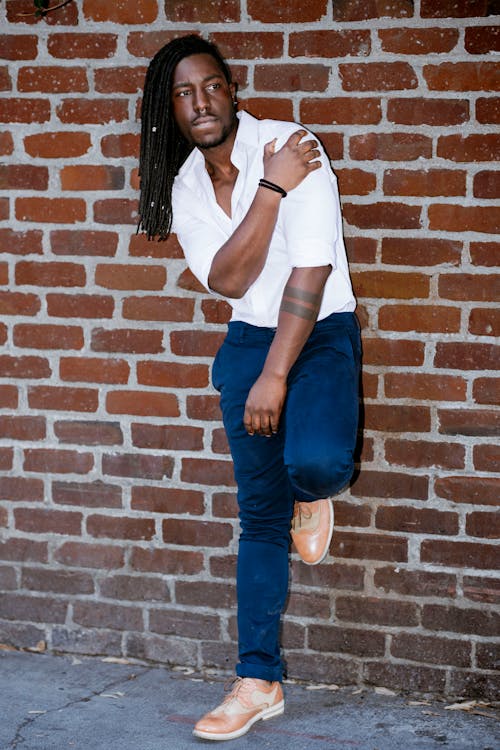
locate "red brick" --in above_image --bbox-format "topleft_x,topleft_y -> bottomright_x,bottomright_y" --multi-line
83,0 -> 157,22
291,29 -> 370,58
392,633 -> 471,667
181,458 -> 235,487
466,510 -> 500,538
332,531 -> 407,562
0,416 -> 45,442
0,355 -> 50,379
150,609 -> 219,638
91,327 -> 164,354
0,536 -> 47,561
0,164 -> 48,191
474,170 -> 500,199
106,390 -> 179,418
362,339 -> 425,367
337,168 -> 376,195
422,540 -> 499,570
126,29 -> 198,58
465,25 -> 500,53
131,423 -> 203,452
212,427 -> 229,455
291,560 -> 365,591
473,444 -> 499,473
73,600 -> 143,631
351,271 -> 429,300
439,409 -> 499,437
379,27 -> 458,54
374,566 -> 456,598
0,199 -> 8,221
186,395 -> 222,421
60,165 -> 124,192
0,592 -> 67,624
0,132 -> 13,155
131,486 -> 203,516
163,519 -> 233,547
379,305 -> 461,334
14,506 -> 82,534
22,568 -> 94,595
15,260 -> 85,288
254,64 -> 329,92
364,404 -> 430,432
28,386 -> 98,412
0,98 -> 50,123
476,97 -> 500,124
47,293 -> 114,320
130,546 -> 203,575
340,62 -> 417,91
0,291 -> 40,316
201,299 -> 232,324
434,476 -> 500,505
365,662 -> 446,694
381,237 -> 461,266
87,513 -> 155,541
18,66 -> 88,93
131,232 -> 183,259
476,641 -> 500,671
334,0 -> 413,20
15,198 -> 86,224
7,0 -> 78,24
136,361 -> 208,389
376,504 -> 459,534
122,296 -> 194,322
429,204 -> 499,234
94,199 -> 138,225
0,67 -> 11,90
176,580 -> 236,609
345,237 -> 377,264
385,372 -> 466,401
435,342 -> 499,370
302,98 -> 381,127
473,377 -> 499,405
384,168 -> 465,197
437,134 -> 500,161
23,446 -> 93,474
425,62 -> 499,91
56,99 -> 128,125
166,0 -> 239,21
421,0 -> 490,16
100,574 -> 169,602
463,575 -> 500,605
248,0 -> 325,22
350,132 -> 432,160
94,264 -> 165,291
14,323 -> 83,351
52,480 -> 122,508
212,492 -> 238,519
102,452 -> 173,480
469,307 -> 500,336
344,202 -> 421,230
101,133 -> 140,160
351,470 -> 428,500
24,131 -> 91,158
51,229 -> 117,257
239,98 -> 293,121
55,541 -> 124,569
385,438 -> 465,470
60,356 -> 129,384
170,330 -> 224,357
336,595 -> 417,626
209,31 -> 283,58
0,447 -> 14,470
54,420 -> 123,447
332,500 -> 371,528
93,66 -> 146,94
47,32 -> 117,58
387,96 -> 469,126
0,34 -> 38,59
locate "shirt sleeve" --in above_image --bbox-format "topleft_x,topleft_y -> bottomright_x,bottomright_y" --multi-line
280,140 -> 342,270
171,192 -> 227,293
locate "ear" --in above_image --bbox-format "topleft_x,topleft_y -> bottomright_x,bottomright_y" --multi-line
229,81 -> 237,100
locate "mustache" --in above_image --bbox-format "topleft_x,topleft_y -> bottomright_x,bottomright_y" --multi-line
191,113 -> 217,125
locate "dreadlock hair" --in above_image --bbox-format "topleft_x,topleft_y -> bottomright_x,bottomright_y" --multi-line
138,34 -> 233,240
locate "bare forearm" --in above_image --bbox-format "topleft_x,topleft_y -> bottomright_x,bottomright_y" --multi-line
263,265 -> 332,380
208,188 -> 281,298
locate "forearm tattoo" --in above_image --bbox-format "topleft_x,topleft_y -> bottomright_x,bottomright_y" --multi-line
280,283 -> 322,321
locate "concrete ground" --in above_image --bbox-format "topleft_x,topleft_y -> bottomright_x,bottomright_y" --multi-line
0,649 -> 498,750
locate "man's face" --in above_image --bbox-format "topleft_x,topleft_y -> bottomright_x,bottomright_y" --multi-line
171,53 -> 237,150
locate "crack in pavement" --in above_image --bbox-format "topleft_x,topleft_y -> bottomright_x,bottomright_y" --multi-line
8,664 -> 153,749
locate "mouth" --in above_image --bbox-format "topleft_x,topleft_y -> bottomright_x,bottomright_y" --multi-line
192,115 -> 218,127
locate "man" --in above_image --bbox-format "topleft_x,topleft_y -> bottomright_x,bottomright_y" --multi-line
139,35 -> 360,742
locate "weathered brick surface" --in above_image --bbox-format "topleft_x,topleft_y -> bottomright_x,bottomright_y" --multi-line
0,0 -> 498,700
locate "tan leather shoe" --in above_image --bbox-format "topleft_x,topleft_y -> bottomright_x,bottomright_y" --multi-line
291,498 -> 334,565
193,677 -> 284,741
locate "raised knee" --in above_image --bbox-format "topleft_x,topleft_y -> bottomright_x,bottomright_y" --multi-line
288,453 -> 354,498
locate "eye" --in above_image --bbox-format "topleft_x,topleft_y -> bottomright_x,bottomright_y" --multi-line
176,89 -> 191,98
207,82 -> 221,92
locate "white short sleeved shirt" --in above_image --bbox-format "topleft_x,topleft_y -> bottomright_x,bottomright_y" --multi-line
171,111 -> 356,328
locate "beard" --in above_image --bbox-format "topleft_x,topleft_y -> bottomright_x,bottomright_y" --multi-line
191,112 -> 238,151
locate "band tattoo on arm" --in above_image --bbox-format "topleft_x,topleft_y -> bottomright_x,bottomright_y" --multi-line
280,283 -> 322,321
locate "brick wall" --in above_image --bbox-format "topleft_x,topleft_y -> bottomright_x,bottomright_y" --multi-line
0,0 -> 499,698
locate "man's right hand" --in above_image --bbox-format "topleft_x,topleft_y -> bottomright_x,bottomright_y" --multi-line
263,129 -> 321,193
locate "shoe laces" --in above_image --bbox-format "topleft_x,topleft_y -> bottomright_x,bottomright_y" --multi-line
222,677 -> 254,708
292,502 -> 312,528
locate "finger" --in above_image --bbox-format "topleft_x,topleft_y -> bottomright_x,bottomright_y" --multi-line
305,148 -> 321,161
259,416 -> 272,437
264,138 -> 277,156
243,408 -> 254,436
301,139 -> 318,152
270,416 -> 279,434
287,129 -> 307,146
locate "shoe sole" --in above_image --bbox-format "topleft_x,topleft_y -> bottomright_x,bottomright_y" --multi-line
192,699 -> 285,741
302,497 -> 334,566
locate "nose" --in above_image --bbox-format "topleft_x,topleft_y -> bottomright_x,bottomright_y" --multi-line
193,87 -> 209,113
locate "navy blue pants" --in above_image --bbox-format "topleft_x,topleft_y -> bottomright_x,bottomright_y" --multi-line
212,312 -> 361,682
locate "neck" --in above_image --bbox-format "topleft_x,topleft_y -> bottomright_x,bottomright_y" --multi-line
202,124 -> 238,180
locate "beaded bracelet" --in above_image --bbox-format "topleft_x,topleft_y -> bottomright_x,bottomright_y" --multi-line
258,178 -> 287,198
